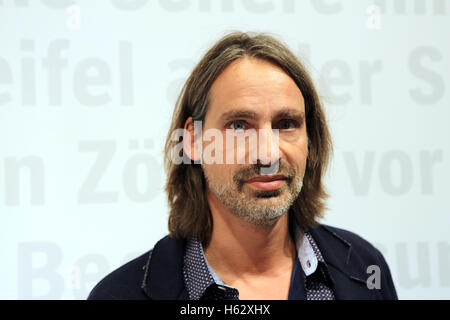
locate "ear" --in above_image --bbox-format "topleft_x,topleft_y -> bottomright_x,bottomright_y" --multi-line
183,117 -> 201,162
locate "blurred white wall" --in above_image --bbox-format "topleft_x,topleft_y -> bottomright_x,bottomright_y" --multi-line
0,0 -> 449,299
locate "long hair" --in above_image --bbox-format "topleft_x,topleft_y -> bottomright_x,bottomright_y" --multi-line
164,31 -> 332,246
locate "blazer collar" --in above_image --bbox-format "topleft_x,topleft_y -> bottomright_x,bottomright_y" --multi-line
308,224 -> 378,299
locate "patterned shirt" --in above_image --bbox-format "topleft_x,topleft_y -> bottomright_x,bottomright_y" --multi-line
182,226 -> 335,300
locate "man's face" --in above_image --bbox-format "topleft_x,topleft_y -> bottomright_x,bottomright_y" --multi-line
200,57 -> 308,227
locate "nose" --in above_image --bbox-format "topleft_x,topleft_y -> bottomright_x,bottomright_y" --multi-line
256,128 -> 280,174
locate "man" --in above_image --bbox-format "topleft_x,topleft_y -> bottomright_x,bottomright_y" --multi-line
88,32 -> 397,300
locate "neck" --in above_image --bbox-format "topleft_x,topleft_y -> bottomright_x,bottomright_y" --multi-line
203,187 -> 296,277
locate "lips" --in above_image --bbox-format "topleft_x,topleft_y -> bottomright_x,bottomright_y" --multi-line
245,175 -> 287,190
246,175 -> 287,183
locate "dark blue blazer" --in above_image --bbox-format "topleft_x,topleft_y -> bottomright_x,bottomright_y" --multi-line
87,224 -> 398,300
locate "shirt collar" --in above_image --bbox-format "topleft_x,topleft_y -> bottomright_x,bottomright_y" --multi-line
182,236 -> 216,300
294,223 -> 323,276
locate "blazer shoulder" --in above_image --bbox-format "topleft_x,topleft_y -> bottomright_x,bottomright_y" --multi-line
87,249 -> 152,300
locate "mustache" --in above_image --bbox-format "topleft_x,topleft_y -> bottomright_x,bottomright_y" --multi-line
233,160 -> 297,189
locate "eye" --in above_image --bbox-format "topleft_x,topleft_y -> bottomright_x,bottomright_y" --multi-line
227,120 -> 247,131
277,120 -> 299,130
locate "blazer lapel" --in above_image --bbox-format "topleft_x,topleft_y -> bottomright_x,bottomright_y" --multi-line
141,235 -> 189,300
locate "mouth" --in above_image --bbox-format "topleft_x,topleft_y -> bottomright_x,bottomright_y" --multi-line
244,174 -> 287,191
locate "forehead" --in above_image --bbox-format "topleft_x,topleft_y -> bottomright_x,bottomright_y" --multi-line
206,57 -> 305,121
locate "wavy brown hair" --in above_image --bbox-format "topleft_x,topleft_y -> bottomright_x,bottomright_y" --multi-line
164,31 -> 332,246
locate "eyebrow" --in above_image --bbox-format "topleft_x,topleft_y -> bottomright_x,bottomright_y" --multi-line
220,110 -> 258,121
219,109 -> 305,122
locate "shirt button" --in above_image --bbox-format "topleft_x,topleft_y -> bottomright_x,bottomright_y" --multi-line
306,260 -> 311,268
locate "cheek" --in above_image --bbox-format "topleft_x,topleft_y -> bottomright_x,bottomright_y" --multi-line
280,140 -> 308,169
203,163 -> 233,183
202,163 -> 217,180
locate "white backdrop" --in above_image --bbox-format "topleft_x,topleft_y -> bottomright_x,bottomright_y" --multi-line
1,0 -> 449,300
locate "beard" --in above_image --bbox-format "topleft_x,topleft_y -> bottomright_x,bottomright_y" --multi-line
202,159 -> 304,227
